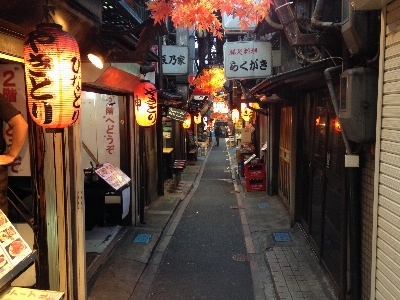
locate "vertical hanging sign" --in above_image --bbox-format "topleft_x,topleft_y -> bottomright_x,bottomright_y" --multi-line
224,41 -> 272,79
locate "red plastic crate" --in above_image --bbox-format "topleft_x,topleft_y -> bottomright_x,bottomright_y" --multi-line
245,163 -> 265,178
245,177 -> 266,192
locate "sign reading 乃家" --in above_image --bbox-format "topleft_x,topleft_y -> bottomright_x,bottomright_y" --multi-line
162,46 -> 189,75
224,41 -> 272,79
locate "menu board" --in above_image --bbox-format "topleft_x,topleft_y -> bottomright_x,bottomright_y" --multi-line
167,107 -> 186,121
95,162 -> 131,190
0,211 -> 32,280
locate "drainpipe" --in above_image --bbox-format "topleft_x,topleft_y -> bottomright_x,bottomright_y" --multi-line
311,0 -> 342,32
324,66 -> 361,300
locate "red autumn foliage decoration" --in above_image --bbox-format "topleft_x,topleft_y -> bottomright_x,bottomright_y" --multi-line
147,0 -> 273,38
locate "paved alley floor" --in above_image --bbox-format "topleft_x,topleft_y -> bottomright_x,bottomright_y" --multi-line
87,139 -> 337,300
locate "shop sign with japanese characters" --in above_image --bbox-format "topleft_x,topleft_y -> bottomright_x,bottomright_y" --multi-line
0,65 -> 30,177
162,46 -> 189,75
224,41 -> 272,79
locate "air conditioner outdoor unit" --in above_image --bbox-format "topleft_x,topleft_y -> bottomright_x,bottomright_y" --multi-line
339,67 -> 378,143
341,0 -> 368,55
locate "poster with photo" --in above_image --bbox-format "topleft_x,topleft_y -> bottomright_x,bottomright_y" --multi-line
0,210 -> 32,279
95,162 -> 131,190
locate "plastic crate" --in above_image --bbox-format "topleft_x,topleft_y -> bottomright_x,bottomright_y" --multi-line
245,163 -> 265,178
245,177 -> 266,192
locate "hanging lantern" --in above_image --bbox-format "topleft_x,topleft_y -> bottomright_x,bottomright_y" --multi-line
334,117 -> 341,132
194,112 -> 202,124
134,80 -> 158,127
24,23 -> 81,130
231,109 -> 239,123
241,103 -> 252,122
182,113 -> 191,129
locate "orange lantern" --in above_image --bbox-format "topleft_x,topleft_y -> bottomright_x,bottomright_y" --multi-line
334,117 -> 341,132
194,112 -> 202,124
24,23 -> 81,129
134,80 -> 158,127
231,109 -> 239,123
183,113 -> 191,129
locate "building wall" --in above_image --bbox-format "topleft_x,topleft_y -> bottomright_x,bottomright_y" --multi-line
360,144 -> 375,300
371,1 -> 400,298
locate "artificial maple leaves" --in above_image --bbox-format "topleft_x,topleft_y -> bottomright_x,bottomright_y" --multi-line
192,67 -> 226,94
147,0 -> 273,38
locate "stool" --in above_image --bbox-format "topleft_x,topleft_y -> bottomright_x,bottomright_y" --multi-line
171,160 -> 186,187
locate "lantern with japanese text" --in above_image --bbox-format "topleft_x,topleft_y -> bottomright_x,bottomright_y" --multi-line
24,23 -> 81,130
194,112 -> 201,124
183,113 -> 191,129
231,109 -> 239,123
134,80 -> 158,127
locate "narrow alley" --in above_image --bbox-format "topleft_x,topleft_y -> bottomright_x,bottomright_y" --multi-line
87,138 -> 337,300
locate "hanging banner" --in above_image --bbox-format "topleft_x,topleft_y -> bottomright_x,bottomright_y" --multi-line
0,65 -> 30,176
162,46 -> 189,75
224,41 -> 272,79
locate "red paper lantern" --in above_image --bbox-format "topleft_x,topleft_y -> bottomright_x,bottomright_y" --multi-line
24,23 -> 81,129
134,80 -> 158,127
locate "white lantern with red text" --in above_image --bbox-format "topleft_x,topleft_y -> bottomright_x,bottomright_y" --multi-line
24,23 -> 81,129
134,80 -> 158,127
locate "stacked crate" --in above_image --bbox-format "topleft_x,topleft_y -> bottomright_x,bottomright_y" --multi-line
244,163 -> 266,192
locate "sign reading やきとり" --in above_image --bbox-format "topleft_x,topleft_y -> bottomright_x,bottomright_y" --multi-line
224,41 -> 272,79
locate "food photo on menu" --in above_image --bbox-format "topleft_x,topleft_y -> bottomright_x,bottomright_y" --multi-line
95,162 -> 131,190
0,210 -> 32,277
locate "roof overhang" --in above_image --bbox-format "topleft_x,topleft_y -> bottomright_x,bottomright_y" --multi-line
247,59 -> 340,102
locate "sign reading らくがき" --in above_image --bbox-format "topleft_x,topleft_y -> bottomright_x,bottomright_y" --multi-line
224,41 -> 272,79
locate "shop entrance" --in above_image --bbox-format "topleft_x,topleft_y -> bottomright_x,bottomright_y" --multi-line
297,93 -> 346,292
278,106 -> 292,211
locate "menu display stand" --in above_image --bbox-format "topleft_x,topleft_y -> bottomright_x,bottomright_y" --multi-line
84,163 -> 131,230
0,210 -> 63,299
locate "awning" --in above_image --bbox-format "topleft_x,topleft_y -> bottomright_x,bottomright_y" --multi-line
247,59 -> 340,102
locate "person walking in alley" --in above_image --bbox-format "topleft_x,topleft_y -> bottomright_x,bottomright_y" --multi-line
214,124 -> 221,146
0,93 -> 28,215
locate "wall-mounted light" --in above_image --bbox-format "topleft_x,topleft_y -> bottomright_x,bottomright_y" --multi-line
134,80 -> 158,127
24,23 -> 81,131
88,52 -> 104,69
